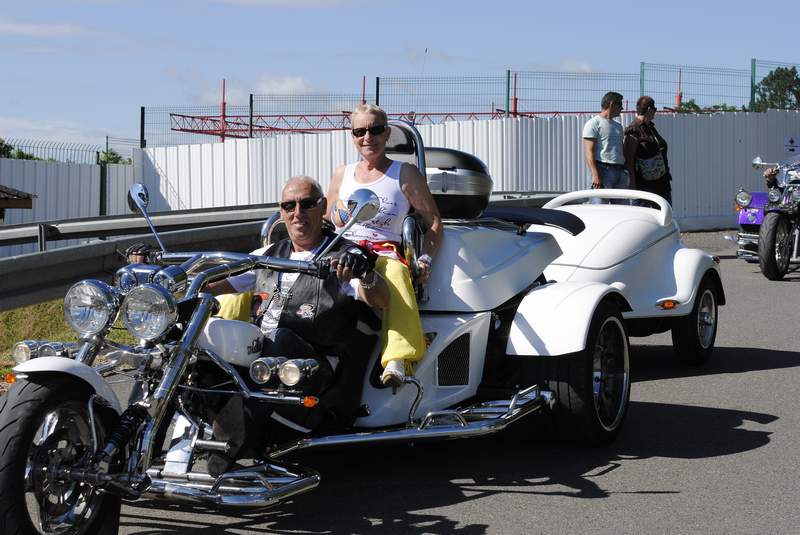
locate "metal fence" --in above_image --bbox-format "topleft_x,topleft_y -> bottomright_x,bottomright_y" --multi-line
513,71 -> 640,114
139,59 -> 800,147
2,139 -> 102,164
641,63 -> 751,111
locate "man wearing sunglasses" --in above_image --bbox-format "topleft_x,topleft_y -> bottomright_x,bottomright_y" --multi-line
210,176 -> 389,344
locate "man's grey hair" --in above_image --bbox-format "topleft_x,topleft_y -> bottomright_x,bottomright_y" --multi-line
283,175 -> 324,198
600,91 -> 624,110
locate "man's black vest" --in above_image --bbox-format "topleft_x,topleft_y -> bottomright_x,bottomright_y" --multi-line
255,233 -> 367,352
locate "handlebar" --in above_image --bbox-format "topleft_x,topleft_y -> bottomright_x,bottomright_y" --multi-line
156,251 -> 330,299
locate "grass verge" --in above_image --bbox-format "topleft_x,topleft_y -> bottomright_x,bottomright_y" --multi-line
0,298 -> 135,368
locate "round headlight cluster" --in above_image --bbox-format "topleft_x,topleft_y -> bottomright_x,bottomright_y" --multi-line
63,280 -> 118,337
249,357 -> 319,387
791,189 -> 800,202
768,188 -> 782,203
278,359 -> 320,387
249,357 -> 286,384
121,284 -> 177,341
735,189 -> 752,208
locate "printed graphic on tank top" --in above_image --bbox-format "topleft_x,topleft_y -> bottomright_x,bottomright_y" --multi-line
338,161 -> 410,245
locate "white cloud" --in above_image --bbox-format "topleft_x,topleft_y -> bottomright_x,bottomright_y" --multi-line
166,72 -> 317,105
558,58 -> 593,73
0,17 -> 86,38
0,116 -> 128,146
524,57 -> 594,73
253,74 -> 315,95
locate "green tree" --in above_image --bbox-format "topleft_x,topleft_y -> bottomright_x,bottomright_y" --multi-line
0,138 -> 13,158
675,99 -> 702,113
753,66 -> 800,111
99,148 -> 132,165
673,99 -> 744,113
0,138 -> 39,160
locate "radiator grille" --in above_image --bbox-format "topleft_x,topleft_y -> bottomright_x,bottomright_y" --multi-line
437,334 -> 470,386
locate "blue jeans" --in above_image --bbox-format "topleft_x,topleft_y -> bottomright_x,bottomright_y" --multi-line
592,162 -> 629,205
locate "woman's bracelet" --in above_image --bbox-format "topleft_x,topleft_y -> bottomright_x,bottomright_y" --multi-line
360,271 -> 378,290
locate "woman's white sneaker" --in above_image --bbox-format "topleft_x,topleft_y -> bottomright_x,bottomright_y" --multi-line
381,359 -> 405,387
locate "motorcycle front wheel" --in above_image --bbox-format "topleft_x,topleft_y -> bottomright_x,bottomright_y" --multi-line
0,376 -> 121,535
758,212 -> 792,280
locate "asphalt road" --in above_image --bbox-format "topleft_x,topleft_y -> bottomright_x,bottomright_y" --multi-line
109,232 -> 800,535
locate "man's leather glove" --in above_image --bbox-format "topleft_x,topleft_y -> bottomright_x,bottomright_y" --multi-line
339,247 -> 376,279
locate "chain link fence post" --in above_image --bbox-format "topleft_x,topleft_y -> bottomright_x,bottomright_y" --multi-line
140,106 -> 146,148
750,58 -> 756,111
640,62 -> 645,97
505,70 -> 511,118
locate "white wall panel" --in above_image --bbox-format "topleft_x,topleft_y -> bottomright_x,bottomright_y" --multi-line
0,160 -> 100,257
5,110 -> 800,259
132,110 -> 800,231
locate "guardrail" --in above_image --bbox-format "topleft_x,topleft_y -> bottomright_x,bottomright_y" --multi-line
0,203 -> 280,250
0,192 -> 559,311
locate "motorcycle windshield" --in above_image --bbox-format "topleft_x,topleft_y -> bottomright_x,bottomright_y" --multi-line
778,154 -> 800,187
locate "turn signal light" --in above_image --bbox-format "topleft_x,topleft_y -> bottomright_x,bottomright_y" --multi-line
4,373 -> 17,384
656,300 -> 679,310
302,396 -> 319,408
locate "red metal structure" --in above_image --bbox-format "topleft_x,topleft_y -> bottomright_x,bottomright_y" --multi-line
170,111 -> 505,139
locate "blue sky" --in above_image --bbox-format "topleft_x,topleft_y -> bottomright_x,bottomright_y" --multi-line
2,0 -> 800,147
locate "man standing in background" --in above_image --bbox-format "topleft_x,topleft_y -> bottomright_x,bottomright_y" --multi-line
582,92 -> 628,192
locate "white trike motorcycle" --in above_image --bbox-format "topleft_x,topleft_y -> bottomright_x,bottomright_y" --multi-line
0,123 -> 633,535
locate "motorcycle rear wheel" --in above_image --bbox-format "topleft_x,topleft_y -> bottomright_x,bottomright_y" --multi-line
545,300 -> 631,445
0,376 -> 121,535
758,212 -> 792,280
671,274 -> 718,366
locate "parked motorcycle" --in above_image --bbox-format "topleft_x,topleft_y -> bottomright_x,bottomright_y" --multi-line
731,187 -> 768,263
750,155 -> 800,279
0,122 -> 632,535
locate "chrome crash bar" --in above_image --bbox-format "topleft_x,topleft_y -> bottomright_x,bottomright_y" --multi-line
269,384 -> 554,459
143,463 -> 320,508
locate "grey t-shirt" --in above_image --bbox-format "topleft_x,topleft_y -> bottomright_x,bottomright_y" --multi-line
582,115 -> 624,165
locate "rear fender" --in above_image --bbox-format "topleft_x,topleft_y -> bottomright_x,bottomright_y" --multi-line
506,282 -> 631,356
14,356 -> 122,414
673,249 -> 726,307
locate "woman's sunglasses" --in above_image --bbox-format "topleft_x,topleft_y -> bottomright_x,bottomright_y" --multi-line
351,125 -> 387,137
279,197 -> 323,212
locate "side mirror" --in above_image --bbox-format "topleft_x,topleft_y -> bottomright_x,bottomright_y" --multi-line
313,188 -> 381,260
752,156 -> 779,170
127,183 -> 168,254
127,183 -> 150,214
346,188 -> 381,223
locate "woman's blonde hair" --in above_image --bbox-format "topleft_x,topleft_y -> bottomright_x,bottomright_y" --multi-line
351,103 -> 388,125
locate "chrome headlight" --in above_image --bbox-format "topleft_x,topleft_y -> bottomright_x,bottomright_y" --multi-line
64,280 -> 118,337
768,188 -> 782,203
792,189 -> 800,202
121,284 -> 178,341
250,356 -> 286,385
278,358 -> 319,387
735,189 -> 752,208
13,340 -> 41,364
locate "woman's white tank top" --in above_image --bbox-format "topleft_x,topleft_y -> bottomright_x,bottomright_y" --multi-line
338,160 -> 410,244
